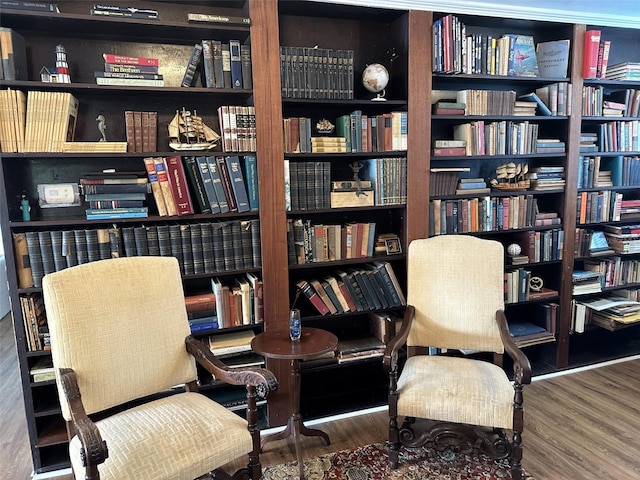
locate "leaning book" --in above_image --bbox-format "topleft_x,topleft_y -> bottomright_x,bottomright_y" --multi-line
536,39 -> 570,78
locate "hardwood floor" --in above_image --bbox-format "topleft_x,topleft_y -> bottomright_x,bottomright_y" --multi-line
2,311 -> 639,479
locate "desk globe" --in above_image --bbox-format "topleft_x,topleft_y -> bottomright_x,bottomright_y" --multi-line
362,63 -> 389,101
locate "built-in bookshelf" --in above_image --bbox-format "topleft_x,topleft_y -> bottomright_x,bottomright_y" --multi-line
0,0 -> 264,473
568,24 -> 640,357
1,0 -> 639,475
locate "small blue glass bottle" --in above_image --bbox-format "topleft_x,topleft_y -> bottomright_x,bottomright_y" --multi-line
289,309 -> 301,341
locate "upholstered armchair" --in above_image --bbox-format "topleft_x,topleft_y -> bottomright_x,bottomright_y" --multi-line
383,236 -> 532,479
43,256 -> 277,480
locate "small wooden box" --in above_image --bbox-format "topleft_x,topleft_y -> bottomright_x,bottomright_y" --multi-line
330,189 -> 374,208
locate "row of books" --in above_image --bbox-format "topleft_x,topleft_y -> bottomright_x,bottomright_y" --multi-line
572,291 -> 640,333
218,105 -> 257,153
576,190 -> 630,224
0,90 -> 78,153
12,220 -> 261,288
280,46 -> 354,100
527,82 -> 572,116
144,155 -> 258,217
183,39 -> 251,90
606,230 -> 640,255
124,111 -> 158,152
582,87 -> 640,118
287,219 -> 379,265
295,262 -> 406,316
510,228 -> 565,264
19,294 -> 48,352
504,269 -> 557,304
577,155 -> 640,189
582,30 -> 610,79
433,15 -> 544,77
428,196 -> 561,235
210,273 -> 263,330
282,111 -> 407,154
284,157 -> 406,211
591,120 -> 640,153
450,120 -> 548,156
583,256 -> 640,289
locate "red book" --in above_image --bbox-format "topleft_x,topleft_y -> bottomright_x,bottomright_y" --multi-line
433,146 -> 467,156
184,293 -> 216,313
103,54 -> 159,67
296,280 -> 330,315
583,30 -> 601,79
434,108 -> 465,115
337,280 -> 357,312
163,156 -> 194,215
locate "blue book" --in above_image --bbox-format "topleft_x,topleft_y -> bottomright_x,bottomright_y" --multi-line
86,212 -> 148,220
84,192 -> 146,201
206,156 -> 230,213
229,39 -> 243,89
457,182 -> 487,189
509,322 -> 546,337
225,155 -> 251,213
195,156 -> 221,214
518,92 -> 552,116
243,154 -> 259,211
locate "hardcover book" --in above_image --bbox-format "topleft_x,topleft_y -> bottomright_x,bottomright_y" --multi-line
164,155 -> 194,215
181,43 -> 203,87
536,39 -> 570,78
504,34 -> 539,77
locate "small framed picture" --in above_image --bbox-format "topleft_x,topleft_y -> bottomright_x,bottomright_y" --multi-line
385,237 -> 402,255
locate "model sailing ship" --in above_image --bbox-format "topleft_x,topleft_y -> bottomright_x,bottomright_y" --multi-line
168,108 -> 220,151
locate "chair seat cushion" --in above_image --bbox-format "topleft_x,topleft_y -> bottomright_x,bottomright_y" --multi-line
397,355 -> 514,430
69,391 -> 253,480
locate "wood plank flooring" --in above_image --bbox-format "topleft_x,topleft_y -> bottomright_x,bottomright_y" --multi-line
2,312 -> 639,479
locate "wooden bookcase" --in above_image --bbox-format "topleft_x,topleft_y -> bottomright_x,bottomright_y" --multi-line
1,0 -> 638,474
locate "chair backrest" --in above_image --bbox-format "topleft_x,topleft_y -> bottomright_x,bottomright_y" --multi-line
43,256 -> 197,420
406,236 -> 505,354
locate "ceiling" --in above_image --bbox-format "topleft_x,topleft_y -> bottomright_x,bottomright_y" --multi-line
310,0 -> 640,29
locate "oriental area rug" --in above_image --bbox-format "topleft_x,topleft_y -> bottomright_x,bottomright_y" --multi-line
262,442 -> 535,480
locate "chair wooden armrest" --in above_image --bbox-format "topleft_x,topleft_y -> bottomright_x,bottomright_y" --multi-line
58,368 -> 108,473
383,305 -> 414,373
496,310 -> 532,385
185,335 -> 278,398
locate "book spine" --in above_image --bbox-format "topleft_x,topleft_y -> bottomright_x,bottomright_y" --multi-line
95,77 -> 164,86
230,220 -> 244,270
221,43 -> 232,88
239,219 -> 253,269
216,156 -> 238,212
94,71 -> 163,80
12,232 -> 34,288
583,30 -> 601,79
212,40 -> 224,88
133,111 -> 143,152
243,154 -> 259,211
156,224 -> 171,257
144,225 -> 159,256
152,157 -> 177,216
195,156 -> 221,213
240,44 -> 252,90
210,222 -> 225,271
206,156 -> 230,213
201,40 -> 215,88
250,218 -> 261,268
225,155 -> 251,212
190,223 -> 204,274
181,44 -> 203,87
124,110 -> 136,152
105,63 -> 158,74
164,155 -> 194,215
220,222 -> 234,270
296,280 -> 330,315
143,157 -> 168,216
148,111 -> 157,152
187,13 -> 250,25
180,224 -> 194,275
229,39 -> 243,89
183,156 -> 212,214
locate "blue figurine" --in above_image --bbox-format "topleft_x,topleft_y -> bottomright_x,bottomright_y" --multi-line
20,193 -> 31,221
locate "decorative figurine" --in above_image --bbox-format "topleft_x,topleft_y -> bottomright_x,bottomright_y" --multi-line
168,108 -> 219,151
20,193 -> 31,221
349,160 -> 367,197
96,114 -> 107,142
55,44 -> 71,83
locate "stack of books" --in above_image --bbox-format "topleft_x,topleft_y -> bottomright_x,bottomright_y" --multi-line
311,136 -> 347,153
455,177 -> 490,195
337,336 -> 386,363
605,62 -> 640,81
528,166 -> 565,191
535,139 -> 565,154
508,321 -> 555,348
80,171 -> 149,220
97,53 -> 163,87
512,101 -> 538,116
579,132 -> 598,152
429,167 -> 470,195
208,330 -> 255,357
432,139 -> 467,157
572,270 -> 603,295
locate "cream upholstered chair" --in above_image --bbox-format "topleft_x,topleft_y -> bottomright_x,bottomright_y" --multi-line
383,236 -> 531,479
43,256 -> 277,480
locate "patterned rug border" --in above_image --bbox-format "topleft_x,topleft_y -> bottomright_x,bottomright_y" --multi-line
262,441 -> 535,480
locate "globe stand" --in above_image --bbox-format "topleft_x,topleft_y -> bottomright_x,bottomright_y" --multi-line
371,89 -> 387,102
